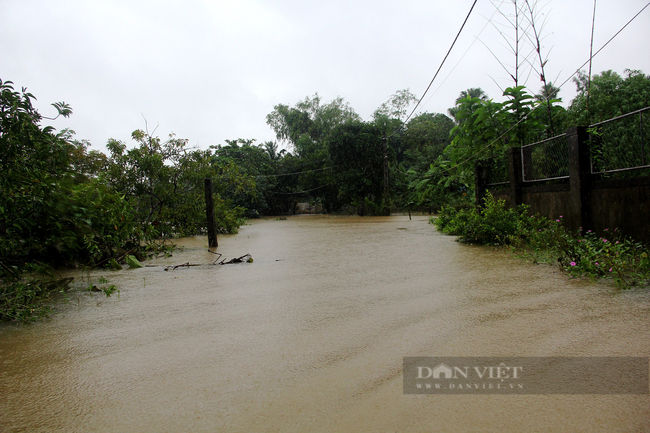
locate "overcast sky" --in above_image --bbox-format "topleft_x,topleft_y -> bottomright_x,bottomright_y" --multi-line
2,0 -> 650,153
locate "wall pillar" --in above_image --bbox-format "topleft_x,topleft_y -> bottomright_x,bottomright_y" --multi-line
567,126 -> 591,232
475,159 -> 488,207
508,147 -> 523,206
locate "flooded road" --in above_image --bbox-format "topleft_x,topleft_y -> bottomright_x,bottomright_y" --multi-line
1,215 -> 649,432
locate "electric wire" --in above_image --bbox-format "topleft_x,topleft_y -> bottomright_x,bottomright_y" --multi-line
445,0 -> 650,173
253,166 -> 334,178
421,8 -> 500,110
388,0 -> 479,138
272,183 -> 334,195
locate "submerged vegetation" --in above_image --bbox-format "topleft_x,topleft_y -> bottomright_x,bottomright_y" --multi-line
0,79 -> 254,322
434,194 -> 650,289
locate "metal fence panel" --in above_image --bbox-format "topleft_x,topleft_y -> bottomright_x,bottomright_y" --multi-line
589,107 -> 650,175
521,133 -> 570,182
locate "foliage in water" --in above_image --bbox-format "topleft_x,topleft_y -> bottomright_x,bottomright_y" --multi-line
433,193 -> 650,289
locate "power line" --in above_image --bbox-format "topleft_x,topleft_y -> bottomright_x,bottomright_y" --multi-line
209,166 -> 334,182
587,0 -> 598,110
421,8 -> 500,110
390,0 -> 479,138
254,166 -> 334,179
272,183 -> 333,195
446,0 -> 650,173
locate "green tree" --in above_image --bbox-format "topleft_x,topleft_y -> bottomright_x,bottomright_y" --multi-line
0,79 -> 145,270
327,121 -> 384,215
0,78 -> 153,328
212,139 -> 282,216
567,69 -> 650,126
403,112 -> 455,166
448,88 -> 488,122
535,82 -> 561,103
105,130 -> 254,237
266,94 -> 360,157
266,94 -> 359,210
373,89 -> 418,123
390,113 -> 455,211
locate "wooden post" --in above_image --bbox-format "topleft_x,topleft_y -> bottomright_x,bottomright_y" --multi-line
204,178 -> 218,248
567,126 -> 591,232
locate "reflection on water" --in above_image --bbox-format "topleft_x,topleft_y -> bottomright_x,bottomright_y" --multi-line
1,215 -> 649,432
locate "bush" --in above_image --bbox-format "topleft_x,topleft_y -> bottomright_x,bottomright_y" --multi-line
434,194 -> 527,245
518,222 -> 650,289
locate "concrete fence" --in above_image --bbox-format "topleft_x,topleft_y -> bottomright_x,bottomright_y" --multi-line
477,121 -> 650,244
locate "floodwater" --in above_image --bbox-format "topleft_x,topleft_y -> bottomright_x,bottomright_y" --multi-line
1,215 -> 649,432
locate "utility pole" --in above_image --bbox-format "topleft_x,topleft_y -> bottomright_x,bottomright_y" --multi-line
382,134 -> 390,216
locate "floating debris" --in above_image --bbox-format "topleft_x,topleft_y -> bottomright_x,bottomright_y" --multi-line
162,252 -> 253,270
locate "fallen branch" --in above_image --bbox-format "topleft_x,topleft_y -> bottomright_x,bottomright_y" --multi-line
162,253 -> 253,270
208,250 -> 223,265
164,262 -> 202,271
218,253 -> 253,265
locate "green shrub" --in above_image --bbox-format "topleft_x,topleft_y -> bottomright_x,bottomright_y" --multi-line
434,193 -> 528,245
521,223 -> 650,289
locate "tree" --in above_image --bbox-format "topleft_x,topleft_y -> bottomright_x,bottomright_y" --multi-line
566,69 -> 650,176
448,88 -> 488,122
385,112 -> 456,212
0,79 -> 144,271
373,89 -> 418,123
266,94 -> 360,157
211,139 -> 281,217
402,113 -> 455,164
266,94 -> 360,210
67,136 -> 108,183
483,0 -> 560,133
327,121 -> 384,215
567,69 -> 650,126
486,0 -> 551,90
369,89 -> 419,215
105,130 -> 254,237
535,82 -> 561,102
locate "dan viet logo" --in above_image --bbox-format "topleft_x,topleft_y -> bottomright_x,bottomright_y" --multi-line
403,357 -> 650,395
417,362 -> 523,380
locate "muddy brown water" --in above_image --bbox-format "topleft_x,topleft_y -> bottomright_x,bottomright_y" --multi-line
1,215 -> 649,432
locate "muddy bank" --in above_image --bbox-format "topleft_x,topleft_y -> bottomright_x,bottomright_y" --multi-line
1,215 -> 648,432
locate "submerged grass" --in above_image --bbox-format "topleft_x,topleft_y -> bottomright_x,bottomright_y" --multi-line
0,273 -> 122,323
0,277 -> 71,323
0,240 -> 176,323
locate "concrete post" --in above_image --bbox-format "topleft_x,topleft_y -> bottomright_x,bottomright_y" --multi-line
508,147 -> 523,206
567,126 -> 591,232
475,159 -> 488,208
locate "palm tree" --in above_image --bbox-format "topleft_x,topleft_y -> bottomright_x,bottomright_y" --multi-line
535,82 -> 561,102
456,88 -> 488,104
448,88 -> 488,121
